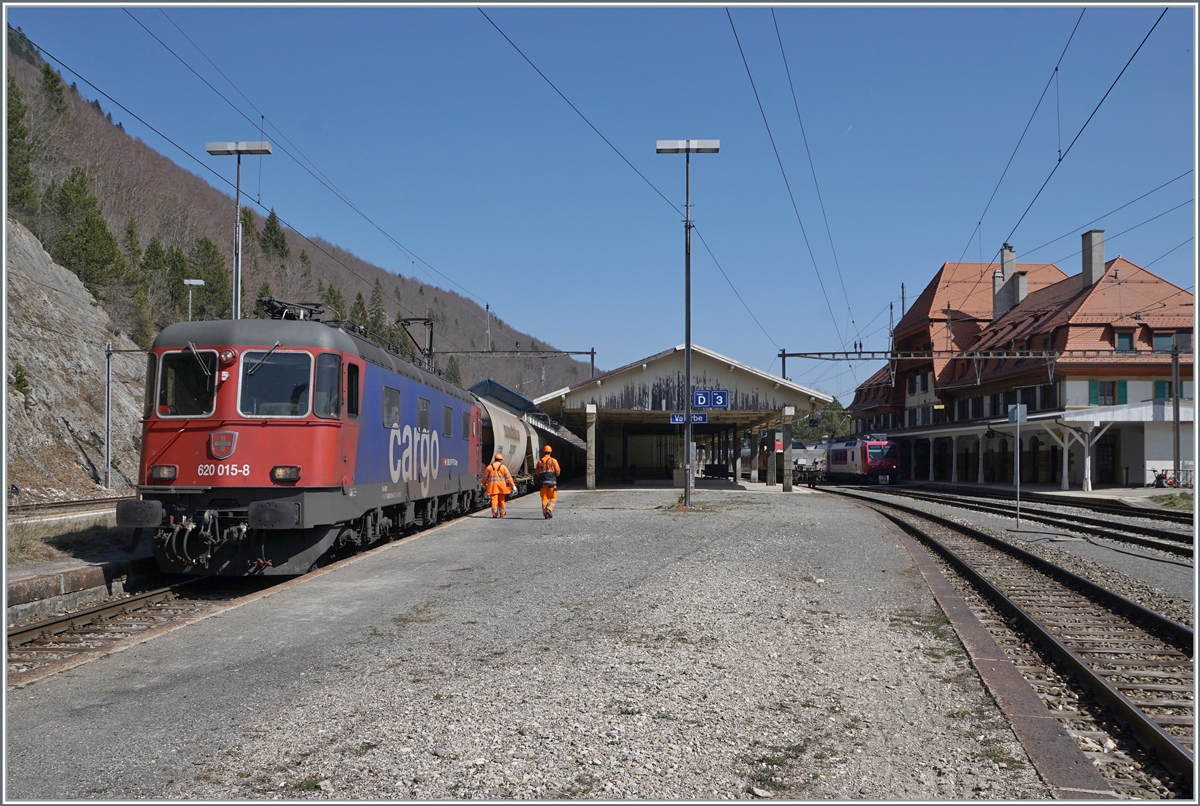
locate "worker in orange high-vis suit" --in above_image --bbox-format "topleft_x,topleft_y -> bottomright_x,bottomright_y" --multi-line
483,453 -> 515,518
535,445 -> 561,519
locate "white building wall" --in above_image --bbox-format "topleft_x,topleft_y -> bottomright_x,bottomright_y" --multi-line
1144,422 -> 1195,485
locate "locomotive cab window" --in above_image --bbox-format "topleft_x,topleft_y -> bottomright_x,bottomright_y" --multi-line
461,411 -> 470,440
346,363 -> 360,420
157,349 -> 217,417
442,405 -> 453,437
314,354 -> 341,419
382,386 -> 401,429
868,444 -> 897,461
239,350 -> 312,417
418,397 -> 430,432
143,353 -> 158,417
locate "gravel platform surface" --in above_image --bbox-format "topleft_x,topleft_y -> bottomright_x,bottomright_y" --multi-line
6,486 -> 1052,800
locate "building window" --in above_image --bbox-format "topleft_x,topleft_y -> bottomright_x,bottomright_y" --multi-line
989,393 -> 1001,417
971,397 -> 984,418
1040,383 -> 1057,409
908,408 -> 917,427
907,375 -> 916,394
1115,332 -> 1134,352
920,372 -> 929,392
957,400 -> 969,420
1155,380 -> 1173,399
1153,332 -> 1175,352
1089,379 -> 1126,406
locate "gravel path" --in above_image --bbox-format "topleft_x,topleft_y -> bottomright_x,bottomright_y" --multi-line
6,487 -> 1051,800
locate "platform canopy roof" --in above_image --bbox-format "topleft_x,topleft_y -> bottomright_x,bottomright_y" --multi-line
534,343 -> 833,437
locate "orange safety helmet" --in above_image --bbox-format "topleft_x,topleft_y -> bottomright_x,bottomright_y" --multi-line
543,445 -> 552,454
494,453 -> 504,461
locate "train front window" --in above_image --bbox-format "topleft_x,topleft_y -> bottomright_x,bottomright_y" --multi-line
144,353 -> 158,417
158,350 -> 217,417
239,350 -> 312,417
868,445 -> 897,461
314,354 -> 341,419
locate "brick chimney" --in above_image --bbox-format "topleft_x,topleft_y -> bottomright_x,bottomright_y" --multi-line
1082,229 -> 1106,288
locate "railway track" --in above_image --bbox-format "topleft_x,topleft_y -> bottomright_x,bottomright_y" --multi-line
7,495 -> 132,520
859,486 -> 1194,558
834,489 -> 1193,797
6,577 -> 276,689
911,483 -> 1194,526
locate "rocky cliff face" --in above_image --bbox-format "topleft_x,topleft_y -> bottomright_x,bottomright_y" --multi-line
6,216 -> 144,502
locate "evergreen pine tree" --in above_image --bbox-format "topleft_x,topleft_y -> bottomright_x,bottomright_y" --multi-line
259,208 -> 290,261
188,236 -> 231,320
255,281 -> 273,317
322,283 -> 347,320
42,168 -> 125,292
349,292 -> 369,327
445,356 -> 462,386
6,74 -> 37,215
368,278 -> 388,334
130,288 -> 155,349
122,215 -> 143,281
41,63 -> 66,113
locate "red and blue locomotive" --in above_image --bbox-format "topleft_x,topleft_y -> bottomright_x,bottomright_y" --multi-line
117,302 -> 486,575
823,435 -> 900,484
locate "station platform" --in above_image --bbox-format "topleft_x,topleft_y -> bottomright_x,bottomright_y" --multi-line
6,538 -> 158,626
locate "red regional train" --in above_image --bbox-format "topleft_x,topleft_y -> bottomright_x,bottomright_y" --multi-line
823,435 -> 900,484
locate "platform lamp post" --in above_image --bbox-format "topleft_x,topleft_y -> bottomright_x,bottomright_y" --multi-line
183,278 -> 205,321
656,139 -> 719,510
205,141 -> 272,319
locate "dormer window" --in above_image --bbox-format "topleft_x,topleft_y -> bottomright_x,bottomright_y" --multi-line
1153,332 -> 1175,352
1115,331 -> 1134,352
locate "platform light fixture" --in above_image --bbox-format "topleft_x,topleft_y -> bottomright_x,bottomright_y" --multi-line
183,278 -> 205,321
206,141 -> 272,320
656,139 -> 719,510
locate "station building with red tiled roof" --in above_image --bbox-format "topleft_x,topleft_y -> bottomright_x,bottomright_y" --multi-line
848,231 -> 1193,490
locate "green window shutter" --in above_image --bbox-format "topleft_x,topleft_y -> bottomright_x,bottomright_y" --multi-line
1117,380 -> 1127,405
1155,380 -> 1168,399
1089,379 -> 1099,406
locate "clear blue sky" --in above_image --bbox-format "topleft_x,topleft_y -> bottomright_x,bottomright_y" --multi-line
7,5 -> 1195,403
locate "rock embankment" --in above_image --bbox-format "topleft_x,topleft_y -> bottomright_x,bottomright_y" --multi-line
6,216 -> 144,502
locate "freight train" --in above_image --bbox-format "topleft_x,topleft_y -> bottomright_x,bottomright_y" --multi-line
116,298 -> 570,576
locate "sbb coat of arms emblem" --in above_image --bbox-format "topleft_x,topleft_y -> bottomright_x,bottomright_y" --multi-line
210,430 -> 238,460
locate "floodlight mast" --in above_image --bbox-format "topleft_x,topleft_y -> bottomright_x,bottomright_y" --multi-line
656,139 -> 719,510
205,141 -> 272,319
183,278 -> 205,321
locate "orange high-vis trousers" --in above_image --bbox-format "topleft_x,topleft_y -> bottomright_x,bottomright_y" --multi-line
539,485 -> 557,512
490,493 -> 507,516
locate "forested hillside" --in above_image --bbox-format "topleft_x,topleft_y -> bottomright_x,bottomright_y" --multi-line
5,25 -> 593,397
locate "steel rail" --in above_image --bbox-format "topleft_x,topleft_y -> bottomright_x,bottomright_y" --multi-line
865,487 -> 1193,556
7,495 -> 134,518
912,483 -> 1194,526
836,489 -> 1193,780
6,580 -> 193,647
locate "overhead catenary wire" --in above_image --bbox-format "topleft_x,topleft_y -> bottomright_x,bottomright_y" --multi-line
771,8 -> 860,349
725,9 -> 846,357
129,9 -> 493,319
477,7 -> 783,360
24,37 -> 482,357
946,8 -> 1169,312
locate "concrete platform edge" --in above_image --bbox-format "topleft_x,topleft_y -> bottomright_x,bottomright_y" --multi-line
874,512 -> 1119,800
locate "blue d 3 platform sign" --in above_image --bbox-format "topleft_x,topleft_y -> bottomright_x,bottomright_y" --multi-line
693,390 -> 729,409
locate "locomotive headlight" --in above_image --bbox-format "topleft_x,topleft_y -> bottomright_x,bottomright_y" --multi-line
150,464 -> 177,481
271,465 -> 301,482
219,349 -> 237,364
